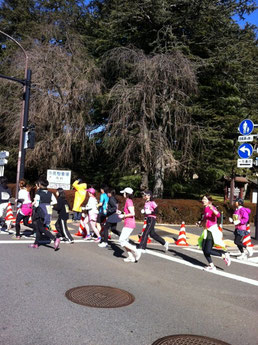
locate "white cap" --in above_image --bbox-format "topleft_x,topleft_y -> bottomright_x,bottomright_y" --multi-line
120,187 -> 133,194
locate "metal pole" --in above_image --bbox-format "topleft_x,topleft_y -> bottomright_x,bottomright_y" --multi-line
255,191 -> 258,240
19,69 -> 32,180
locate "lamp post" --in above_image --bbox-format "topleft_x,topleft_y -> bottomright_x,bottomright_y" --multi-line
0,30 -> 31,200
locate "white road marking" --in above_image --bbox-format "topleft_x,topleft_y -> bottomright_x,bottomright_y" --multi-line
145,249 -> 258,287
183,247 -> 258,268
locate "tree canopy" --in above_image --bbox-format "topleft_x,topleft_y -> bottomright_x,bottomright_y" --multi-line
0,0 -> 257,196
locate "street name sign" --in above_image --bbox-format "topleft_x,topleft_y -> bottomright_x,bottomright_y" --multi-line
239,119 -> 254,136
238,143 -> 253,159
237,159 -> 253,168
238,135 -> 254,142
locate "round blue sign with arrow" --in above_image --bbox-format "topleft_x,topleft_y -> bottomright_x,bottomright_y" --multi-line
239,119 -> 254,136
238,143 -> 253,159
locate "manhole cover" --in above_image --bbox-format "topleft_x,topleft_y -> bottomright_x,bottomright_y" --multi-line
152,335 -> 232,345
65,285 -> 135,308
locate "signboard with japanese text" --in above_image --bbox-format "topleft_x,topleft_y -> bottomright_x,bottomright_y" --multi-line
47,169 -> 71,190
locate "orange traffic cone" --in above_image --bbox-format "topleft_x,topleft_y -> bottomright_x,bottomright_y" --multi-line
74,213 -> 86,236
138,219 -> 151,243
5,203 -> 16,223
243,224 -> 253,248
175,222 -> 189,246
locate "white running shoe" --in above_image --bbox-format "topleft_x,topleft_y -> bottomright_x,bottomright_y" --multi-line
223,252 -> 231,266
237,253 -> 247,260
164,241 -> 169,252
98,242 -> 108,248
203,265 -> 216,272
123,256 -> 135,263
246,246 -> 253,257
135,249 -> 142,262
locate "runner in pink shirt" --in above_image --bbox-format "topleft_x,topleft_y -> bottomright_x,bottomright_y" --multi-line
118,187 -> 141,263
198,195 -> 231,272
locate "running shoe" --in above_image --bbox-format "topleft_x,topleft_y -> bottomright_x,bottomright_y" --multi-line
135,249 -> 142,262
28,244 -> 39,249
124,256 -> 136,263
12,236 -> 21,240
203,265 -> 216,272
246,246 -> 253,257
84,235 -> 92,241
164,241 -> 169,252
98,242 -> 108,248
94,237 -> 101,243
54,238 -> 61,250
237,253 -> 247,260
223,253 -> 231,266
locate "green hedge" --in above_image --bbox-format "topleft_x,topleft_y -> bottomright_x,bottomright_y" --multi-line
8,184 -> 257,224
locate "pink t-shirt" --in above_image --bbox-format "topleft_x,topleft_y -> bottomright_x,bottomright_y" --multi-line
124,198 -> 135,229
203,206 -> 220,229
144,200 -> 157,218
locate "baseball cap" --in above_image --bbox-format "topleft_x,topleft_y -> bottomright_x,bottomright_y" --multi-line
120,187 -> 133,194
87,188 -> 96,194
236,198 -> 244,206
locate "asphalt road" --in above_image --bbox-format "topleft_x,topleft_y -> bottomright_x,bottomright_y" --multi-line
0,219 -> 258,345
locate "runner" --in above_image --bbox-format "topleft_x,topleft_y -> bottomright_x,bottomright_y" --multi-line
96,186 -> 109,233
118,187 -> 141,263
137,190 -> 169,257
14,179 -> 33,239
53,188 -> 74,244
29,178 -> 60,250
83,188 -> 101,242
198,195 -> 231,272
229,198 -> 253,259
98,189 -> 120,248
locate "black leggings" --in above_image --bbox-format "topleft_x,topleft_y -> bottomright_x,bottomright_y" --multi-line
102,222 -> 117,243
202,231 -> 226,264
55,218 -> 73,242
234,233 -> 246,253
33,219 -> 56,245
15,213 -> 33,237
137,217 -> 165,250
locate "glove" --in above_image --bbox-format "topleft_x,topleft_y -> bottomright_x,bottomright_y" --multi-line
229,217 -> 233,223
141,209 -> 145,214
233,220 -> 241,225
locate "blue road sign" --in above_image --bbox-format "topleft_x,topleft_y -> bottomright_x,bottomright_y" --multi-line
239,119 -> 254,136
238,143 -> 253,159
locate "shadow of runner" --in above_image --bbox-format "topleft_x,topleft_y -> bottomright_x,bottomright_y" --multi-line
109,242 -> 126,258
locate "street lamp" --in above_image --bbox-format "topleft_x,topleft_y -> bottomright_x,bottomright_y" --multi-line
0,30 -> 32,201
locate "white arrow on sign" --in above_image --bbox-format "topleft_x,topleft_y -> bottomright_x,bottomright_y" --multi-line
239,145 -> 251,156
0,158 -> 8,165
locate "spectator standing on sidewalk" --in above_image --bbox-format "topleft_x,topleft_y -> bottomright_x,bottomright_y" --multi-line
14,179 -> 33,239
53,188 -> 74,244
198,195 -> 231,272
229,198 -> 252,259
72,179 -> 87,221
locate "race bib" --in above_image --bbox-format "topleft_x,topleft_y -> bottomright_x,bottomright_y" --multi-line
1,192 -> 10,200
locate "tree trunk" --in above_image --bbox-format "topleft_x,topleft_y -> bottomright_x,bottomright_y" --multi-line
153,153 -> 165,198
140,171 -> 149,191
